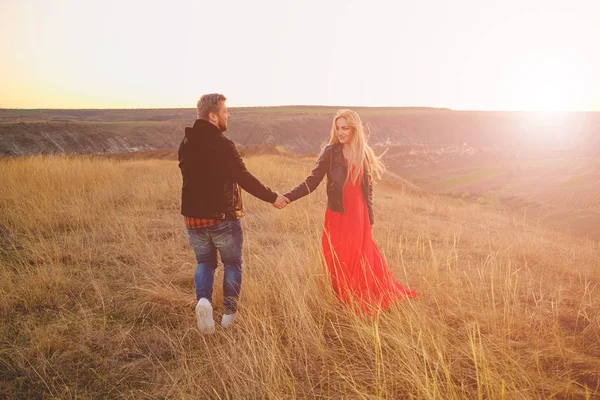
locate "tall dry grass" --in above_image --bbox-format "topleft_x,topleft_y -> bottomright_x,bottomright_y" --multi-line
0,154 -> 599,399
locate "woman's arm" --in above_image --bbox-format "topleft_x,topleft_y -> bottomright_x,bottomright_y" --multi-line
367,175 -> 374,224
283,146 -> 331,202
362,165 -> 375,225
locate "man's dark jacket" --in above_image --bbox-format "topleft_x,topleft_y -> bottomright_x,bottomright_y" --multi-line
284,142 -> 375,224
178,119 -> 278,220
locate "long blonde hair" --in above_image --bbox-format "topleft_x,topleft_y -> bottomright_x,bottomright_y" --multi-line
328,109 -> 385,185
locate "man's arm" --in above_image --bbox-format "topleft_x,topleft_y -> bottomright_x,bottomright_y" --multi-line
224,140 -> 279,203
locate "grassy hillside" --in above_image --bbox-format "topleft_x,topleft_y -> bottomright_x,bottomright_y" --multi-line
0,154 -> 599,399
397,155 -> 600,239
3,108 -> 599,156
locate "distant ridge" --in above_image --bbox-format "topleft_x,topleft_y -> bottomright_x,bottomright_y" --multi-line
1,108 -> 599,156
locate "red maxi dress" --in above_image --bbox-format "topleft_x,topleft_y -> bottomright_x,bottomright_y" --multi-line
321,164 -> 416,315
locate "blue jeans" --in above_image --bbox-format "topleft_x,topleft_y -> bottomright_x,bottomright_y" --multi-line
186,220 -> 244,314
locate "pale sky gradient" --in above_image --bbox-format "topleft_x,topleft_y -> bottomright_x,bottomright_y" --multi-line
1,0 -> 599,110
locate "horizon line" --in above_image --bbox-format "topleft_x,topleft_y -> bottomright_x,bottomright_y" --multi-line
1,105 -> 599,113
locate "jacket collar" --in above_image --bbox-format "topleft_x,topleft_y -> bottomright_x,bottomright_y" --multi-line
185,119 -> 222,138
331,143 -> 370,181
331,142 -> 346,165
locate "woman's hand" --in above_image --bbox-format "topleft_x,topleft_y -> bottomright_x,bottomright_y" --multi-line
273,194 -> 291,209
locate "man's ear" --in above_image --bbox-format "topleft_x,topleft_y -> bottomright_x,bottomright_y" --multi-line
208,111 -> 217,123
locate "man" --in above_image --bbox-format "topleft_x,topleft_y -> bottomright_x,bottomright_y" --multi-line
179,93 -> 289,333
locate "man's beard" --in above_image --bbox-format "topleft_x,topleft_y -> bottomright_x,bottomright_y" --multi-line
217,117 -> 228,132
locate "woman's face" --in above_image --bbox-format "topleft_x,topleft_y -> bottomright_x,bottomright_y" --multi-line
335,117 -> 354,144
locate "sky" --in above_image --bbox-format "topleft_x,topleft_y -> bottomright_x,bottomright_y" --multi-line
1,0 -> 599,111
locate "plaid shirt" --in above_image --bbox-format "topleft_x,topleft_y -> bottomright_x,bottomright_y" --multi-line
184,216 -> 223,229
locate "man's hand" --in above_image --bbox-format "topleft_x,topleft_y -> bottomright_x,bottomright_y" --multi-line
273,194 -> 290,209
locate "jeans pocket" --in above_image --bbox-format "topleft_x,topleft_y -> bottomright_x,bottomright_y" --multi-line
210,221 -> 234,248
186,228 -> 212,259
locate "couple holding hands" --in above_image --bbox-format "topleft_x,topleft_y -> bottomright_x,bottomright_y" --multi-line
178,93 -> 415,334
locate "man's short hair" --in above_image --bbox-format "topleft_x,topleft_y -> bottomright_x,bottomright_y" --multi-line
197,93 -> 227,120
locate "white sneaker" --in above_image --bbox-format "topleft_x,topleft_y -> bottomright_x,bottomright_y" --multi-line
221,312 -> 238,328
195,298 -> 215,334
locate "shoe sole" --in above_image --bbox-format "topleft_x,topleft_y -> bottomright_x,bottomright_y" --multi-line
221,313 -> 238,328
196,302 -> 215,334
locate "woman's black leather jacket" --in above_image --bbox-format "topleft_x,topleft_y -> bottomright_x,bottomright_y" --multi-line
284,142 -> 374,224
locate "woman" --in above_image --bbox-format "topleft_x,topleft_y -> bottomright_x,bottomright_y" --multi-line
283,109 -> 416,314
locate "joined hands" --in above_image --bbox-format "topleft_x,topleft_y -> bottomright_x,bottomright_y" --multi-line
273,193 -> 290,209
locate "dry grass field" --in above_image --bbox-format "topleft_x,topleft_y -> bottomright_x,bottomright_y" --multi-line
396,155 -> 600,240
1,154 -> 599,399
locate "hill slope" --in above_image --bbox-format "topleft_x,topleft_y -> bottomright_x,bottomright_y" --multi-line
4,107 -> 598,240
2,107 -> 599,156
1,154 -> 598,399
